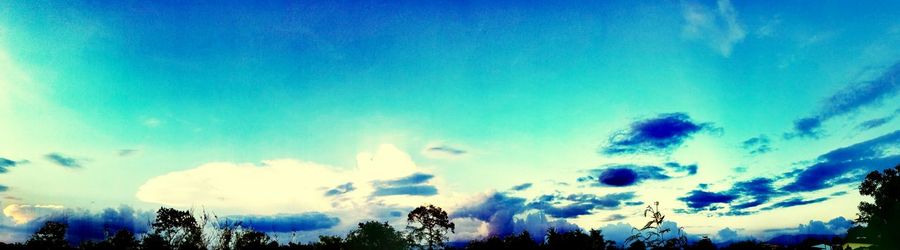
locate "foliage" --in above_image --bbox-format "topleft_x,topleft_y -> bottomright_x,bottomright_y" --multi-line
345,221 -> 409,250
26,221 -> 70,250
406,204 -> 455,250
625,202 -> 687,250
149,207 -> 205,250
855,164 -> 900,249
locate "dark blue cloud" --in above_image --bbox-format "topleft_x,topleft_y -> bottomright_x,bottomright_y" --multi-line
224,213 -> 340,233
679,177 -> 784,213
624,201 -> 645,206
678,190 -> 737,209
527,192 -> 636,218
597,168 -> 639,186
0,185 -> 7,192
18,206 -> 154,244
371,172 -> 437,196
377,172 -> 434,186
741,135 -> 773,155
324,182 -> 355,196
602,113 -> 715,155
372,185 -> 437,196
510,183 -> 532,191
788,62 -> 900,138
783,130 -> 900,192
761,197 -> 829,211
45,153 -> 81,168
665,162 -> 698,175
582,162 -> 697,187
830,191 -> 848,196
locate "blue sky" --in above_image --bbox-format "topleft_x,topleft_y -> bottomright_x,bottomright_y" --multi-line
0,0 -> 899,244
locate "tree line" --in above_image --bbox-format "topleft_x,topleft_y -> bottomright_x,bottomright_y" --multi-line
1,164 -> 897,250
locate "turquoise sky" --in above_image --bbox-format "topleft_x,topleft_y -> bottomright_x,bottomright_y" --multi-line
1,0 -> 899,244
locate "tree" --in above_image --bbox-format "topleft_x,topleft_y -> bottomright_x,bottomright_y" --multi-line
313,235 -> 345,250
626,240 -> 646,250
148,207 -> 205,250
406,204 -> 455,250
856,164 -> 900,249
546,228 -> 593,250
26,221 -> 70,250
234,230 -> 276,250
688,236 -> 716,250
345,221 -> 409,250
107,229 -> 140,250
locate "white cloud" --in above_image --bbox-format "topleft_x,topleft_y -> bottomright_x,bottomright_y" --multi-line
2,204 -> 64,224
681,0 -> 746,57
136,144 -> 456,216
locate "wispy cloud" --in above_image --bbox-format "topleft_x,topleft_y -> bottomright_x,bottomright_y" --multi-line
787,62 -> 900,138
782,130 -> 900,192
510,183 -> 533,191
741,135 -> 773,155
681,0 -> 746,57
0,157 -> 27,173
44,153 -> 82,168
422,144 -> 468,159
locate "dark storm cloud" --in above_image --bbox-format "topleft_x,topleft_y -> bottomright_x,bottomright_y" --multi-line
372,185 -> 438,196
452,192 -> 580,239
761,197 -> 829,211
741,135 -> 773,155
782,130 -> 900,192
526,192 -> 636,218
787,62 -> 900,138
452,192 -> 527,236
601,113 -> 716,155
224,213 -> 340,232
324,182 -> 355,196
581,162 -> 697,187
45,153 -> 82,168
510,183 -> 533,191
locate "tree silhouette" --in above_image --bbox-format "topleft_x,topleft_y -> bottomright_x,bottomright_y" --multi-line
406,204 -> 455,250
856,164 -> 900,249
234,230 -> 276,250
148,207 -> 204,250
108,229 -> 140,250
345,221 -> 409,250
626,240 -> 645,250
26,221 -> 69,250
688,236 -> 715,250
